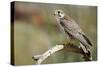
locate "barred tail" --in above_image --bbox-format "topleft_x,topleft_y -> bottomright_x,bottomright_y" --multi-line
80,43 -> 92,61
82,34 -> 92,46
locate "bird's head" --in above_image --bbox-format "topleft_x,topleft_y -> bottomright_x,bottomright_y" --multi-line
54,10 -> 65,19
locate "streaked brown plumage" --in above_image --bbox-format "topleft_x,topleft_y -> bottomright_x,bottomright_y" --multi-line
54,10 -> 92,60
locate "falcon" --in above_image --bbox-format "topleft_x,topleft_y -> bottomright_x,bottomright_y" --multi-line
54,10 -> 92,60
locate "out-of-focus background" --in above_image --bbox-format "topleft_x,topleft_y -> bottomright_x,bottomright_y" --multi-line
12,1 -> 97,65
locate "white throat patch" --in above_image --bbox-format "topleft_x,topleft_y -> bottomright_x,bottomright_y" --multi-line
59,14 -> 64,18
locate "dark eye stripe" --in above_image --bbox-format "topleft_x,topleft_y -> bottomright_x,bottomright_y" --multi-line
58,11 -> 60,13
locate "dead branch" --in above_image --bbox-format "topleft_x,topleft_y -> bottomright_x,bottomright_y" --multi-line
32,43 -> 92,64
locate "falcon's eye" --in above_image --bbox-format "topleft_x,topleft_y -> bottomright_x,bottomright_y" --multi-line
58,11 -> 60,13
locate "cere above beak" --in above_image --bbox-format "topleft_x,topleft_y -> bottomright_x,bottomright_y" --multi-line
53,14 -> 56,16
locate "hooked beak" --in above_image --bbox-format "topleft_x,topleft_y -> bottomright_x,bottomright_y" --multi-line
53,14 -> 56,16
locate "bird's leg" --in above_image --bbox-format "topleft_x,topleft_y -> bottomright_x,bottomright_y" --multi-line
67,35 -> 77,45
63,36 -> 76,46
64,32 -> 77,45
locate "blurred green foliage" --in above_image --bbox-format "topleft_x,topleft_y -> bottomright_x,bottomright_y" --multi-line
13,2 -> 97,65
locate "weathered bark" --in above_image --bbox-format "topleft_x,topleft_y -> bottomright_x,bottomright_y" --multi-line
32,43 -> 92,64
